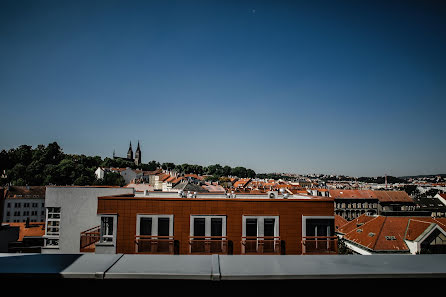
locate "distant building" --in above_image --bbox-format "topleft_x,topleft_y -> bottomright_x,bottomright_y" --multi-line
414,196 -> 446,217
113,141 -> 142,166
2,186 -> 46,223
4,221 -> 45,253
331,190 -> 416,221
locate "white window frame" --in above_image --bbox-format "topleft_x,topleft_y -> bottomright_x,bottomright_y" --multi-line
136,214 -> 174,237
301,216 -> 335,238
190,215 -> 227,238
99,214 -> 117,245
242,216 -> 280,238
44,207 -> 61,248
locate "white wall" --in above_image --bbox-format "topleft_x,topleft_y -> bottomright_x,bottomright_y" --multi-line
42,186 -> 134,254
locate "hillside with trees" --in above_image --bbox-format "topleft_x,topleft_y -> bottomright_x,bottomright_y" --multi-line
0,142 -> 256,186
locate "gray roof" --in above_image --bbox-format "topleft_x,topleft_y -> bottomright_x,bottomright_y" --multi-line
173,182 -> 209,193
0,254 -> 446,280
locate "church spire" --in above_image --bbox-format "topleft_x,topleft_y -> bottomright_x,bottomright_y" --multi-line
127,141 -> 133,160
135,140 -> 142,166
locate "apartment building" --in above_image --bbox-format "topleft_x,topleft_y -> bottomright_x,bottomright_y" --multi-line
91,191 -> 337,255
42,186 -> 134,254
331,190 -> 415,220
2,186 -> 46,223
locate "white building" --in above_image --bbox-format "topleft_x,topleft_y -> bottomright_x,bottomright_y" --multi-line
42,186 -> 134,254
95,167 -> 106,180
2,186 -> 46,223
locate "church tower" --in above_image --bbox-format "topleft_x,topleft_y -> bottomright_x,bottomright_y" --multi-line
127,141 -> 133,160
135,141 -> 142,166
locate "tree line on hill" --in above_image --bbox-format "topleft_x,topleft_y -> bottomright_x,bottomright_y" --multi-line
0,142 -> 256,186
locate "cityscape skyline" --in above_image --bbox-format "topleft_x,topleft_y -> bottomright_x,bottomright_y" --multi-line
1,1 -> 445,177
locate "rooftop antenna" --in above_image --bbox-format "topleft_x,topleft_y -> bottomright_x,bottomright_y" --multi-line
385,174 -> 388,189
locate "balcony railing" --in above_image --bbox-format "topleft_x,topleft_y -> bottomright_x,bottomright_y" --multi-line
189,236 -> 228,254
80,226 -> 100,252
241,236 -> 281,254
135,235 -> 175,254
302,236 -> 338,255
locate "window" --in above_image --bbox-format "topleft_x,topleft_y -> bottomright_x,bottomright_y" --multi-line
100,216 -> 115,243
15,203 -> 21,208
44,207 -> 61,247
242,216 -> 279,253
136,215 -> 174,253
136,215 -> 174,237
6,211 -> 10,216
302,216 -> 335,238
23,211 -> 29,216
32,203 -> 38,207
190,215 -> 226,238
14,211 -> 20,216
31,211 -> 37,216
7,203 -> 10,208
24,203 -> 30,208
302,216 -> 336,254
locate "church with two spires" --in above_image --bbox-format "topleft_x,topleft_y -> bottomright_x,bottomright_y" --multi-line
113,141 -> 142,166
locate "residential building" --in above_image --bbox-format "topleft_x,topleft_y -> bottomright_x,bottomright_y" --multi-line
5,221 -> 45,253
92,191 -> 337,255
413,196 -> 446,217
42,186 -> 134,254
337,214 -> 446,254
435,193 -> 446,206
331,190 -> 416,220
2,186 -> 46,223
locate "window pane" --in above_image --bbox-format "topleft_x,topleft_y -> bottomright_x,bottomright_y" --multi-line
194,218 -> 206,237
101,217 -> 114,236
140,218 -> 152,236
306,219 -> 334,237
211,218 -> 222,237
246,218 -> 257,237
264,219 -> 275,237
158,218 -> 170,236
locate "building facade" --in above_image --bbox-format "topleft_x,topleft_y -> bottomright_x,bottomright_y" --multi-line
2,186 -> 46,223
93,192 -> 337,255
42,186 -> 134,254
331,190 -> 415,221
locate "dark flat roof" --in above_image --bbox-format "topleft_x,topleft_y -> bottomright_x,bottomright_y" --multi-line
0,254 -> 445,280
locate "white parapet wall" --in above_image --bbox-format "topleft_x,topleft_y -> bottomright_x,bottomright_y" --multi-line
42,186 -> 134,254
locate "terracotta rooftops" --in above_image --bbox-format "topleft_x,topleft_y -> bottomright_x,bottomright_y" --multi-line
3,222 -> 45,241
5,186 -> 46,199
340,215 -> 446,252
330,189 -> 413,203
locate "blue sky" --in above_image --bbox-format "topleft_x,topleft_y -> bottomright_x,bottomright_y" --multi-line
1,0 -> 445,177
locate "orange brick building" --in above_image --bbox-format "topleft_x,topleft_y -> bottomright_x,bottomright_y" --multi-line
93,193 -> 337,255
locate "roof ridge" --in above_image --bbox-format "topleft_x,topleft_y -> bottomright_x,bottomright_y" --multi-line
373,216 -> 387,250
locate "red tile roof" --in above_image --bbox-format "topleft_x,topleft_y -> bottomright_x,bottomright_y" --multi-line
233,178 -> 252,188
330,190 -> 378,199
373,191 -> 413,203
4,222 -> 45,241
330,190 -> 413,203
337,214 -> 376,235
5,186 -> 46,199
343,216 -> 446,252
335,215 -> 349,231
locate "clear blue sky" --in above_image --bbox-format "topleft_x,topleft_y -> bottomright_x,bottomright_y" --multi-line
1,0 -> 445,177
